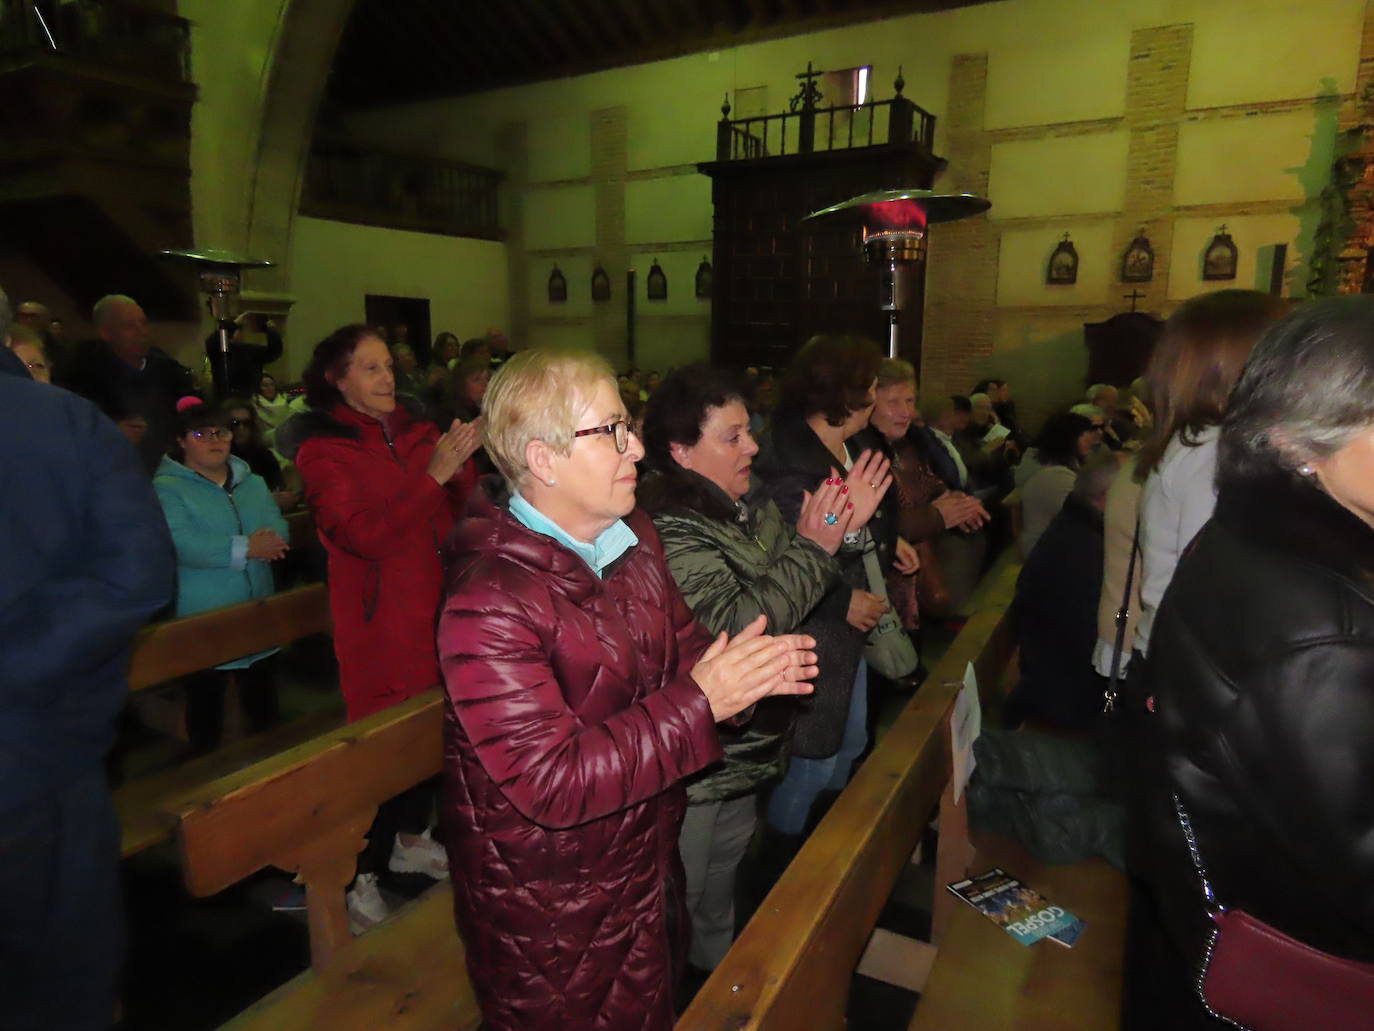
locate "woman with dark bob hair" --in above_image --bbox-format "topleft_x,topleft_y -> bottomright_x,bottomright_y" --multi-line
1018,411 -> 1096,557
753,334 -> 893,846
1135,296 -> 1374,1027
639,363 -> 886,972
279,324 -> 482,931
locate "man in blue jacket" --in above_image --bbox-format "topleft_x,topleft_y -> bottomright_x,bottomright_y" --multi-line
0,287 -> 175,1029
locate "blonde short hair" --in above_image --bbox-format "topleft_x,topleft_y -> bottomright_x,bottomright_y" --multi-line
484,349 -> 615,488
876,357 -> 916,390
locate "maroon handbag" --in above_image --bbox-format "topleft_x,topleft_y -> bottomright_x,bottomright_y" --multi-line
1175,795 -> 1374,1030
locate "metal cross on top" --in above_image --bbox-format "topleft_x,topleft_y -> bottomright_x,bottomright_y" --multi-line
1124,289 -> 1145,312
790,61 -> 825,111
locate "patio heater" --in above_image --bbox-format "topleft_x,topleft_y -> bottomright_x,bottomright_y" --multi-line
160,247 -> 275,398
802,189 -> 990,358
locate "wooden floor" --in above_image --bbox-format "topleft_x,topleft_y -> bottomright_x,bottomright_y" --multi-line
909,832 -> 1127,1030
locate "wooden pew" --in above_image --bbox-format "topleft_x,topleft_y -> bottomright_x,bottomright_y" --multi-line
118,584 -> 342,858
164,691 -> 480,1031
677,562 -> 1021,1030
189,552 -> 1119,1031
127,582 -> 329,692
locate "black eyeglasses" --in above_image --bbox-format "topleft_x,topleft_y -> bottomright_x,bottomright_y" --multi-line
572,419 -> 635,454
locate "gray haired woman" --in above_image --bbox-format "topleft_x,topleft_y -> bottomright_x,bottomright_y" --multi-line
1134,296 -> 1374,1028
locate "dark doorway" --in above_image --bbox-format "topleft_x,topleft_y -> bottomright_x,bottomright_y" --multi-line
364,294 -> 432,363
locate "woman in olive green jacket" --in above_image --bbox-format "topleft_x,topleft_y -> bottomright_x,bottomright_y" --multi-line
640,364 -> 887,972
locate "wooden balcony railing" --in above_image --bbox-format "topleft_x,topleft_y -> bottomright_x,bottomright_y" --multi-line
302,136 -> 503,242
715,74 -> 936,162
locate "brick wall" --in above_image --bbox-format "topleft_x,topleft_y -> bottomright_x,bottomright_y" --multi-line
922,16 -> 1374,432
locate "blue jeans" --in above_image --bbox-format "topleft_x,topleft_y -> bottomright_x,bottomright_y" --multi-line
766,664 -> 868,836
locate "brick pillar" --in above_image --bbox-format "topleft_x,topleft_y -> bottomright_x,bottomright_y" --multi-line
1111,24 -> 1191,310
591,107 -> 628,366
922,54 -> 996,400
497,121 -> 530,349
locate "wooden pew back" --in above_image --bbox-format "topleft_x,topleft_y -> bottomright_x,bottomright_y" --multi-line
128,582 -> 330,692
678,561 -> 1021,1030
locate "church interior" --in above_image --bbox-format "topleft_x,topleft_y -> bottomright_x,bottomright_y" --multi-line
5,0 -> 1374,1028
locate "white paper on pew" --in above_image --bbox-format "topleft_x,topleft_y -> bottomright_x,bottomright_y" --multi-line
951,661 -> 983,804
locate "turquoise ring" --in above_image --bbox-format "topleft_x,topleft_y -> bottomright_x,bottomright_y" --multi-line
824,512 -> 838,525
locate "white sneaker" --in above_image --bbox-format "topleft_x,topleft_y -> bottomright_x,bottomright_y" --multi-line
347,872 -> 389,935
387,829 -> 449,879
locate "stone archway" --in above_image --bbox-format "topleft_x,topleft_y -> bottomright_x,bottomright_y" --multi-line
240,0 -> 356,298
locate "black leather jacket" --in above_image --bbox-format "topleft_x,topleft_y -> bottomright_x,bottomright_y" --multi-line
1143,473 -> 1374,969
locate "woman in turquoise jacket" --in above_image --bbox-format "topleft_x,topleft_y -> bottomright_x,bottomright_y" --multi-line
153,399 -> 290,753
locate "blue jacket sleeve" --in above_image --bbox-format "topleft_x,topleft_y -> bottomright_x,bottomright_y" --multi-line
0,395 -> 173,686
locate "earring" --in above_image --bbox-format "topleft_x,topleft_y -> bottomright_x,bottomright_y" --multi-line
1299,464 -> 1314,477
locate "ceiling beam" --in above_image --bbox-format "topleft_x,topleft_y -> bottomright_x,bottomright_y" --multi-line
506,0 -> 576,66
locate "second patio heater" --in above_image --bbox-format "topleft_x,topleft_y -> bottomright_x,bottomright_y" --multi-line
803,188 -> 990,358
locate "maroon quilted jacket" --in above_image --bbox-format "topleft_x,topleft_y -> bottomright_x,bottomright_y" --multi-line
438,487 -> 721,1031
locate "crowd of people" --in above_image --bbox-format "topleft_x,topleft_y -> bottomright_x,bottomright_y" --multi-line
5,281 -> 1374,1030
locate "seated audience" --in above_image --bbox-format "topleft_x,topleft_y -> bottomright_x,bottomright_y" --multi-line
922,394 -> 992,611
7,324 -> 50,383
869,359 -> 987,629
391,342 -> 424,401
203,313 -> 283,398
225,398 -> 300,511
283,324 -> 481,932
485,327 -> 512,368
639,363 -> 856,974
62,293 -> 196,472
447,356 -> 490,424
950,395 -> 1015,501
1020,412 -> 1097,558
1071,401 -> 1120,450
253,372 -> 293,444
0,287 -> 174,1031
1007,451 -> 1122,731
1136,295 -> 1374,1028
153,400 -> 289,754
437,350 -> 817,1031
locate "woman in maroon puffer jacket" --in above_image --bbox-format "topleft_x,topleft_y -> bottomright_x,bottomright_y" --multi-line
438,350 -> 819,1031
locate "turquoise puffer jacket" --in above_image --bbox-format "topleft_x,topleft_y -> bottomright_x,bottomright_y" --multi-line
153,454 -> 286,665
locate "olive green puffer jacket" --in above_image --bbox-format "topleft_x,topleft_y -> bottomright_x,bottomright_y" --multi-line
650,476 -> 840,804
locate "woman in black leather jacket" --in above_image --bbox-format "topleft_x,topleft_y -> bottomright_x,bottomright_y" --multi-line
1135,296 -> 1374,1027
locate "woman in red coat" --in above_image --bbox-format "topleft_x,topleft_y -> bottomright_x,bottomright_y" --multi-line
285,324 -> 481,932
438,350 -> 819,1031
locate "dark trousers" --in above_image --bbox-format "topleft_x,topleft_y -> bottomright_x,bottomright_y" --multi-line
183,655 -> 281,755
358,776 -> 439,876
0,768 -> 122,1031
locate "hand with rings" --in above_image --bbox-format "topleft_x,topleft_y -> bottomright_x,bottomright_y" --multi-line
838,450 -> 893,532
796,475 -> 855,555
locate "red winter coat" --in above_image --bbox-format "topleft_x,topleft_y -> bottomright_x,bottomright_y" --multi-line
438,487 -> 721,1031
292,402 -> 475,722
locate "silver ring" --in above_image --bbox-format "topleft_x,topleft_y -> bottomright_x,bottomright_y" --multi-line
869,481 -> 878,488
824,512 -> 838,525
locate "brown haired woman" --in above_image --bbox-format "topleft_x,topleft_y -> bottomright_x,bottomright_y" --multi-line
754,334 -> 893,842
1132,290 -> 1288,660
282,324 -> 483,932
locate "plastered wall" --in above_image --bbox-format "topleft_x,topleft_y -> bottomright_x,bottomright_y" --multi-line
323,0 -> 1369,418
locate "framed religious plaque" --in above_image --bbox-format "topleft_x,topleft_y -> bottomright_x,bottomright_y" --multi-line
1047,233 -> 1079,285
1121,230 -> 1154,283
